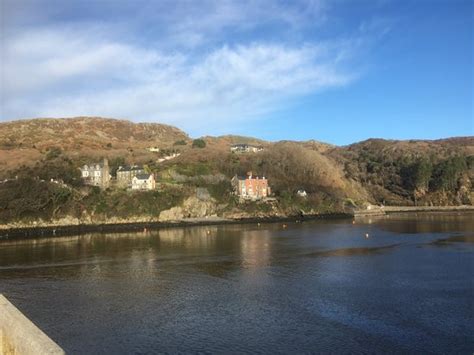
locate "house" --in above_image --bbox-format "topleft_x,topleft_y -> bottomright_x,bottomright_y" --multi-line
116,165 -> 146,187
296,189 -> 307,198
231,172 -> 270,200
132,174 -> 156,190
81,158 -> 111,188
230,144 -> 263,153
157,152 -> 181,163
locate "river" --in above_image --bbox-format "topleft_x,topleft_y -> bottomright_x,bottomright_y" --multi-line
0,212 -> 473,354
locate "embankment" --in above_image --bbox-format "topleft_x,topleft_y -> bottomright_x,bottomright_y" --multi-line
0,213 -> 351,240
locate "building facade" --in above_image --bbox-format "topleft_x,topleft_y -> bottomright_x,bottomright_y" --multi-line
132,174 -> 156,190
80,158 -> 111,188
231,172 -> 270,200
230,144 -> 264,153
116,165 -> 146,188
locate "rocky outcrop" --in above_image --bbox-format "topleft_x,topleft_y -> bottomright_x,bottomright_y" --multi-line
159,188 -> 218,221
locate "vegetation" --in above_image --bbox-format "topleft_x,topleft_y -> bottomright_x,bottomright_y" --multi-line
0,118 -> 472,224
192,139 -> 206,148
12,156 -> 83,187
174,140 -> 187,146
0,178 -> 74,222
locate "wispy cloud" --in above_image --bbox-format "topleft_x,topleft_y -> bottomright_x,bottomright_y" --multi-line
1,0 -> 370,134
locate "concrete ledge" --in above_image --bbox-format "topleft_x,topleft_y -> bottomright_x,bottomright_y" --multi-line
0,295 -> 64,355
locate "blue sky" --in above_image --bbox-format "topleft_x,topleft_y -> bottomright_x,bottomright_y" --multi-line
1,0 -> 472,144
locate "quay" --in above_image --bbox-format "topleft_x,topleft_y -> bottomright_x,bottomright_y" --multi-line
0,295 -> 64,355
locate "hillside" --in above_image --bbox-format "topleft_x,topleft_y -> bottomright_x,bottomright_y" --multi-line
0,117 -> 190,169
0,117 -> 472,225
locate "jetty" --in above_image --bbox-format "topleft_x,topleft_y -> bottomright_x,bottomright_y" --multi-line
352,204 -> 474,218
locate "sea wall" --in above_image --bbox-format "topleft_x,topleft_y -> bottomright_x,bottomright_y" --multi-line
0,295 -> 64,355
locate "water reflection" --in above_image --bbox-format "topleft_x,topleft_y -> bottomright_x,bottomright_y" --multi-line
0,225 -> 280,281
306,243 -> 401,257
0,213 -> 473,354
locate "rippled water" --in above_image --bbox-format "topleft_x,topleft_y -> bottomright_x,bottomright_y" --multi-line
0,212 -> 473,354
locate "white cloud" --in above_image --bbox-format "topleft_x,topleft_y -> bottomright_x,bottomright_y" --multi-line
0,0 -> 364,135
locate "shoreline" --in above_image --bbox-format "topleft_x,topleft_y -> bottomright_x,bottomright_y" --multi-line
1,205 -> 473,240
0,213 -> 352,240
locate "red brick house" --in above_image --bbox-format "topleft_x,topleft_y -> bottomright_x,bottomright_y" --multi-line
231,172 -> 270,200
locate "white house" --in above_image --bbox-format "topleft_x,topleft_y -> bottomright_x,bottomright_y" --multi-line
297,189 -> 307,198
230,144 -> 264,153
131,174 -> 156,190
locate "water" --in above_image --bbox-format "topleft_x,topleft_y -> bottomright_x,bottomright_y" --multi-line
0,213 -> 473,354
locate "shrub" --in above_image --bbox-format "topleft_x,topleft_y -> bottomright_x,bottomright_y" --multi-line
192,139 -> 206,148
174,140 -> 187,146
45,147 -> 62,160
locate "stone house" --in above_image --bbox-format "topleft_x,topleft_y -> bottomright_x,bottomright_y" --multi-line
116,165 -> 146,188
80,158 -> 111,188
132,174 -> 156,190
231,172 -> 270,200
230,144 -> 264,153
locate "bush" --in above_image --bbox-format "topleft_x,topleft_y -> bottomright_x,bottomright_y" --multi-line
0,178 -> 74,222
174,140 -> 187,146
14,157 -> 83,187
45,147 -> 62,160
192,139 -> 206,148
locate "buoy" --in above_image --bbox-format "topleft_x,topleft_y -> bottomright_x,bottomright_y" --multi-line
207,230 -> 211,235
352,220 -> 355,225
257,223 -> 261,227
283,224 -> 287,228
365,233 -> 369,238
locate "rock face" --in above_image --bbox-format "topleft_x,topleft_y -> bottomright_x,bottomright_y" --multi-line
159,188 -> 218,221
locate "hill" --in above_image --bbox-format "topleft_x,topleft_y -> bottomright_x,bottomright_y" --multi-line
0,117 -> 472,225
0,117 -> 190,169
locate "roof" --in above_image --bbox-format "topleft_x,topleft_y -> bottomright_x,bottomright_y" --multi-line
233,174 -> 266,180
117,165 -> 144,172
134,173 -> 152,180
82,163 -> 104,170
231,143 -> 262,148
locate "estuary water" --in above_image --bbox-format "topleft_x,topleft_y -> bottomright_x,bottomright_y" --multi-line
0,212 -> 473,354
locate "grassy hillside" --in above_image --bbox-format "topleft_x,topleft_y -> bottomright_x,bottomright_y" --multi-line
0,118 -> 472,224
0,117 -> 190,170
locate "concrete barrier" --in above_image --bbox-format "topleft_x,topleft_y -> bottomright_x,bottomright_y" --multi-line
0,295 -> 64,355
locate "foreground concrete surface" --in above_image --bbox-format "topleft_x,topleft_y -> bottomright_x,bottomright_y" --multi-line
0,295 -> 64,355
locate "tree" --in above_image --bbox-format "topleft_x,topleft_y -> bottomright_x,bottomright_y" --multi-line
401,158 -> 433,192
431,156 -> 467,191
109,156 -> 126,177
192,139 -> 206,148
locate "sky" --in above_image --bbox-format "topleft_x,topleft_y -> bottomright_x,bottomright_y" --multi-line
0,0 -> 472,144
